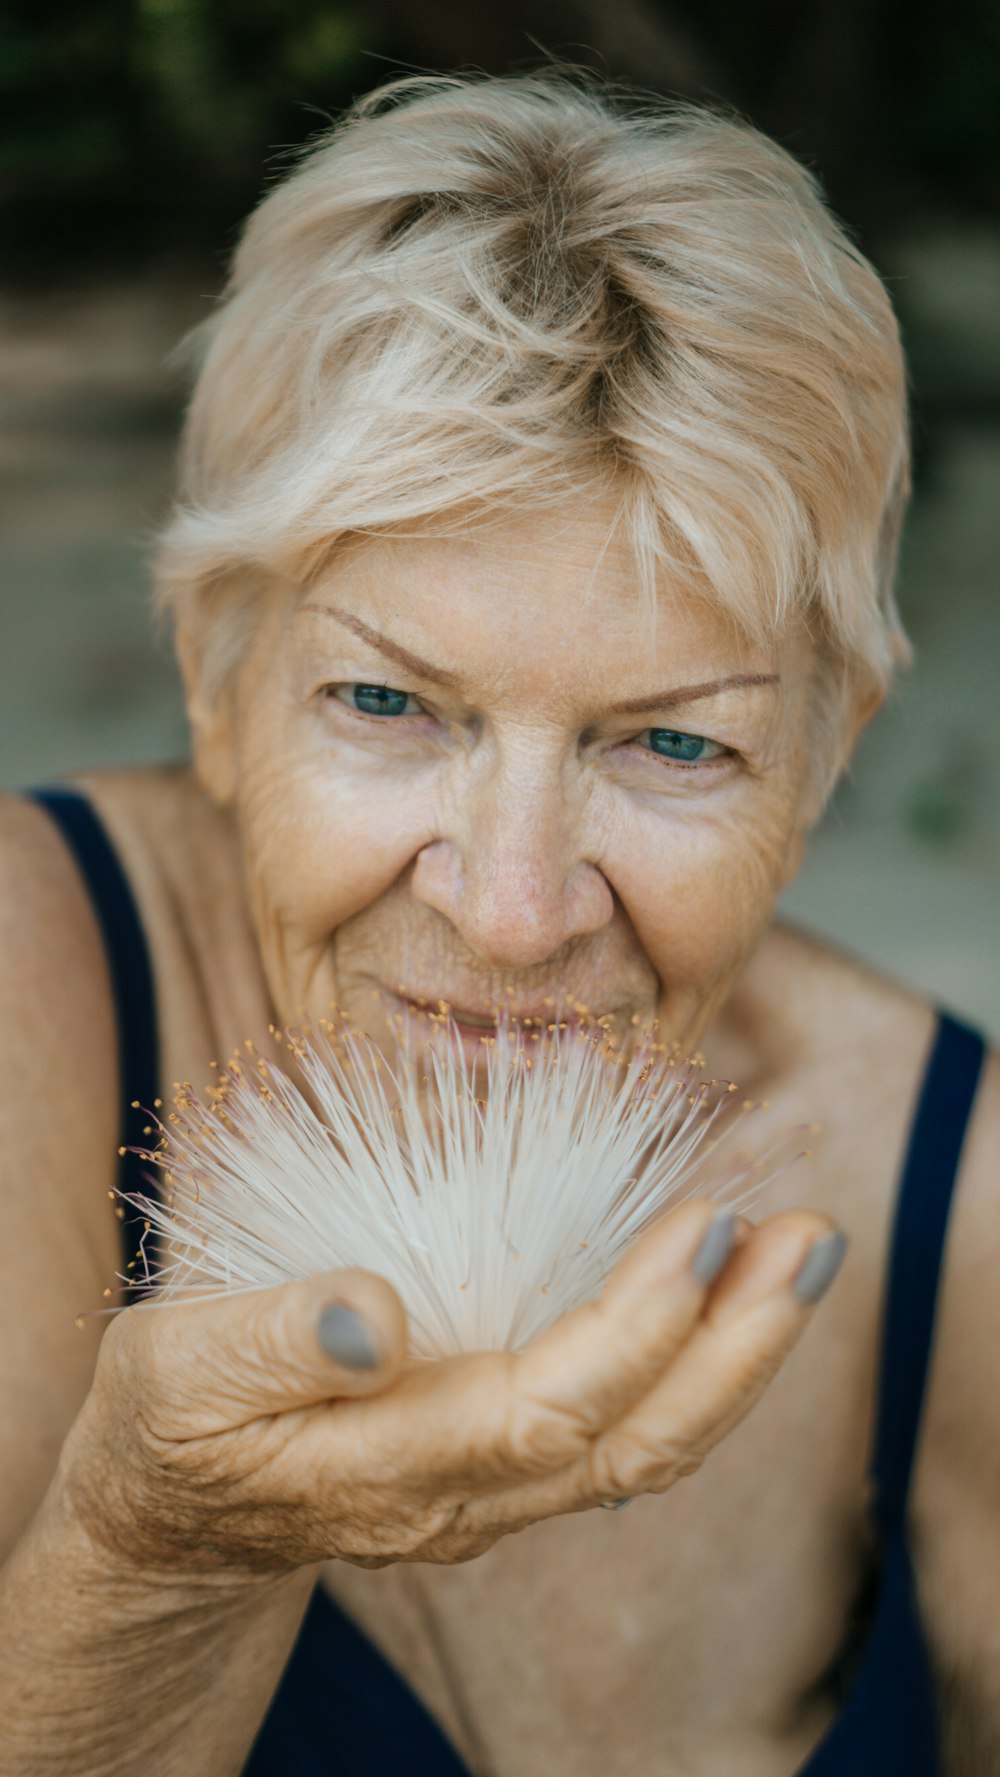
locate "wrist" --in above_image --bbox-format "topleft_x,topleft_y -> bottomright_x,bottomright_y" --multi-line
50,1393 -> 316,1603
0,1466 -> 318,1777
33,1462 -> 311,1629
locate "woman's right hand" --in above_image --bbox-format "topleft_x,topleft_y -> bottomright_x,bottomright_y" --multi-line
59,1198 -> 845,1579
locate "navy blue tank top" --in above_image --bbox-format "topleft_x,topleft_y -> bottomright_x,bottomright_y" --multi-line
29,786 -> 986,1777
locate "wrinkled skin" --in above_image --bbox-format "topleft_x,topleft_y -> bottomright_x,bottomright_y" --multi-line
65,1203 -> 835,1575
66,492 -> 853,1580
187,497 -> 821,1057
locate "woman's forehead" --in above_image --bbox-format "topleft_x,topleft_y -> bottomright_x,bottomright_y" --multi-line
298,502 -> 788,688
319,497 -> 633,590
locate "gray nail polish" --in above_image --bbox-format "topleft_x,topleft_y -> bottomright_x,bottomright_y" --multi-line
793,1231 -> 848,1304
598,1497 -> 634,1510
317,1302 -> 381,1369
691,1212 -> 736,1285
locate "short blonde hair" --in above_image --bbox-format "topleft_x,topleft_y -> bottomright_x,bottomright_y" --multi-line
157,71 -> 910,789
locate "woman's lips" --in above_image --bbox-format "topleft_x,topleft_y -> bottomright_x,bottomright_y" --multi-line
403,999 -> 563,1035
380,987 -> 621,1035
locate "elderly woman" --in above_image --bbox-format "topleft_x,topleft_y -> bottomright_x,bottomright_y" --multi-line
0,71 -> 995,1777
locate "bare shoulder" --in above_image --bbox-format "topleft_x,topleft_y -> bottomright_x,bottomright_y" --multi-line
0,788 -> 119,1130
742,925 -> 1000,1761
909,1046 -> 1000,1760
0,790 -> 125,1554
71,760 -> 236,906
786,918 -> 1000,1761
0,764 -> 222,1044
735,917 -> 940,1116
0,765 -> 260,1558
72,764 -> 271,1078
920,1036 -> 1000,1364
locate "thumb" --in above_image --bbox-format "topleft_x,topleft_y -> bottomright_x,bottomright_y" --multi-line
131,1268 -> 410,1433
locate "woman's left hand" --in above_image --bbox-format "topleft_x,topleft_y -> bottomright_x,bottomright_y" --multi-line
399,1203 -> 844,1559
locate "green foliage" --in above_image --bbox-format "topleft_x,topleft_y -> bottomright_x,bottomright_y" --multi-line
0,0 -> 369,265
1,0 -> 998,272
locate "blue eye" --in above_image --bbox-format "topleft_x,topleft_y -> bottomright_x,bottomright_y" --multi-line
350,684 -> 414,717
646,729 -> 719,763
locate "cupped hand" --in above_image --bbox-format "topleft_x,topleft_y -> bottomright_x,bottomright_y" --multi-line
60,1200 -> 845,1577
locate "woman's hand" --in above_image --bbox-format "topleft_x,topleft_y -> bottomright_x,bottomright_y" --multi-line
59,1200 -> 844,1577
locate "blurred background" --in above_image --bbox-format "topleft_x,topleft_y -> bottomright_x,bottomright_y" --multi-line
1,0 -> 998,1034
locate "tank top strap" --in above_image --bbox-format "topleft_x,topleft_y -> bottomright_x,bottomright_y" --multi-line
26,786 -> 161,1284
868,1010 -> 986,1544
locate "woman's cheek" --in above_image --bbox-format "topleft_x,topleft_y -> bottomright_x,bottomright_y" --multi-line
240,742 -> 438,942
609,793 -> 794,993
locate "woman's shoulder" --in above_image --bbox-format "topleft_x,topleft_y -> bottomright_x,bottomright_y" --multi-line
0,789 -> 125,1543
0,783 -> 147,1192
769,916 -> 946,1032
67,761 -> 232,888
759,916 -> 1000,1367
733,915 -> 952,1097
0,786 -> 119,1033
759,914 -> 997,1208
5,764 -> 222,911
60,764 -> 272,1083
3,766 -> 219,1027
733,918 -> 995,1236
751,943 -> 1000,1761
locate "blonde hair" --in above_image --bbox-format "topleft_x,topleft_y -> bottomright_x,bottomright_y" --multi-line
157,71 -> 910,792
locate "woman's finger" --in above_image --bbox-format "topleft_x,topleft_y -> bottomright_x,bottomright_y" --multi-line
437,1214 -> 844,1540
503,1199 -> 738,1461
112,1266 -> 409,1437
302,1198 -> 738,1501
584,1215 -> 845,1499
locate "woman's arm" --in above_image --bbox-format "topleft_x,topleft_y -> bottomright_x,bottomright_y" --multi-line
0,796 -> 124,1561
0,802 -> 310,1775
0,800 -> 299,1777
0,1487 -> 315,1777
911,1050 -> 1000,1775
0,797 -> 373,1774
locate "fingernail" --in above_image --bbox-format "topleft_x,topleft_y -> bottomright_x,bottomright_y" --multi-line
598,1497 -> 635,1510
317,1302 -> 381,1369
793,1231 -> 848,1304
691,1212 -> 737,1285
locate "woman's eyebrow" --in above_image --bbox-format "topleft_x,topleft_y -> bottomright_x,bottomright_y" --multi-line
300,603 -> 459,687
609,674 -> 779,716
301,605 -> 775,711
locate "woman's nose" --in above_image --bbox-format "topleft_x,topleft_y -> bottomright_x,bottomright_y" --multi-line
410,756 -> 614,971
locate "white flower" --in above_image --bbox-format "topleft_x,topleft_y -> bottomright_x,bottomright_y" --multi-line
122,1015 -> 798,1358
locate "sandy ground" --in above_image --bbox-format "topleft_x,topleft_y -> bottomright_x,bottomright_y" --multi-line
1,265 -> 997,1039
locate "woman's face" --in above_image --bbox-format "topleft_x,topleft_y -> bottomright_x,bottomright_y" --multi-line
198,496 -> 817,1057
